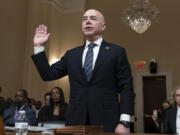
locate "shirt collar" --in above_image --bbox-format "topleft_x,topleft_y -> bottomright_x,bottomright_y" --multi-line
177,106 -> 180,113
16,105 -> 25,111
85,37 -> 103,48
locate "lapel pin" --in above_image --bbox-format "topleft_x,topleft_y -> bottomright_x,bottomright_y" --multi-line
105,46 -> 110,50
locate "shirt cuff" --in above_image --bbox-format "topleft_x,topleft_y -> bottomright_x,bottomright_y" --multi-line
120,114 -> 131,122
34,46 -> 45,54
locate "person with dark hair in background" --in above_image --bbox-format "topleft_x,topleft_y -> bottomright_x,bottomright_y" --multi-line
25,97 -> 32,108
32,9 -> 134,133
37,92 -> 50,124
44,92 -> 51,106
30,98 -> 36,108
2,89 -> 36,126
38,87 -> 67,123
152,100 -> 171,133
37,92 -> 50,123
35,100 -> 42,119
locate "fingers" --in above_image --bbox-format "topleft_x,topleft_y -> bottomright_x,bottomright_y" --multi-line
35,24 -> 48,34
47,33 -> 51,39
34,24 -> 50,46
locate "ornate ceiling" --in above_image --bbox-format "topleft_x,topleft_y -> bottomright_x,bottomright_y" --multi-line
40,0 -> 86,13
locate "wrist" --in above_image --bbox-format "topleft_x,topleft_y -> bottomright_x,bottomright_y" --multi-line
119,121 -> 130,128
34,46 -> 45,54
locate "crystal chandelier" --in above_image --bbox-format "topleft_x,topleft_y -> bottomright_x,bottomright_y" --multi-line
122,0 -> 159,34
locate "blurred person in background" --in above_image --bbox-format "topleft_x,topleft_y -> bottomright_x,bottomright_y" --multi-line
35,100 -> 42,119
2,89 -> 36,126
163,86 -> 180,134
152,100 -> 171,133
44,92 -> 51,106
38,87 -> 67,122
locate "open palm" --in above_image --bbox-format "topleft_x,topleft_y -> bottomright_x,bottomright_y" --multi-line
33,24 -> 50,46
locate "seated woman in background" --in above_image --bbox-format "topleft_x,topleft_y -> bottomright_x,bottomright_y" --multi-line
38,87 -> 67,123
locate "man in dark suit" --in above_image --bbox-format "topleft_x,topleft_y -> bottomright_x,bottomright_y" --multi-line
163,86 -> 180,134
2,89 -> 36,126
32,9 -> 134,133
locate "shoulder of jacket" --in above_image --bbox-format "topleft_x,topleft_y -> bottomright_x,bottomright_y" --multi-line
104,41 -> 125,50
67,45 -> 84,52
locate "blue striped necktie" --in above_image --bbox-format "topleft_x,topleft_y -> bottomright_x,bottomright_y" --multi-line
84,43 -> 96,81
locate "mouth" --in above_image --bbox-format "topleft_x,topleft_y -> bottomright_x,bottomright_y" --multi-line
85,26 -> 93,31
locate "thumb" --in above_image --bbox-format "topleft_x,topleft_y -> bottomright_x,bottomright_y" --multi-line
47,33 -> 51,38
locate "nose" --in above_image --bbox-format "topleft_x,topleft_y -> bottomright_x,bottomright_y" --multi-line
85,18 -> 91,24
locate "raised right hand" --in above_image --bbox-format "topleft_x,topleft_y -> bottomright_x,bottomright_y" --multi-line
33,24 -> 50,46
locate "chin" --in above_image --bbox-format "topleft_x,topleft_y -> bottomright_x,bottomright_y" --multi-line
83,30 -> 94,35
84,33 -> 95,38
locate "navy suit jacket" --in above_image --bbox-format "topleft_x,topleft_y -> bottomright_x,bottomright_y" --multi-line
32,40 -> 134,132
163,107 -> 177,133
2,105 -> 36,126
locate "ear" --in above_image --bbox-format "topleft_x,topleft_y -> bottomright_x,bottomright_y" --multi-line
102,23 -> 106,32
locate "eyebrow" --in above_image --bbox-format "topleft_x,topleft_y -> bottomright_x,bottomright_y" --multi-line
83,15 -> 97,19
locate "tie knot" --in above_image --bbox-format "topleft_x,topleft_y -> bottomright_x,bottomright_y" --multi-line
88,43 -> 96,48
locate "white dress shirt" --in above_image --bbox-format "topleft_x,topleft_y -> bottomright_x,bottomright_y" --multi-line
176,106 -> 180,134
34,38 -> 130,122
82,38 -> 102,69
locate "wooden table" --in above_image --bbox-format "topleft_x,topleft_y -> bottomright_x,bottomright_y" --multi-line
6,132 -> 41,135
5,132 -> 173,135
5,126 -> 173,135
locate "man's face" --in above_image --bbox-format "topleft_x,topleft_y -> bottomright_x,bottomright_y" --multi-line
175,89 -> 180,107
52,88 -> 60,103
82,9 -> 106,39
162,102 -> 170,109
14,91 -> 25,103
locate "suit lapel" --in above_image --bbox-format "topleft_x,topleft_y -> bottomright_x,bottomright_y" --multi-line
90,40 -> 110,81
77,45 -> 87,81
172,107 -> 177,133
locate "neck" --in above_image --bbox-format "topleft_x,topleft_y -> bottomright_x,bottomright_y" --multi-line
86,35 -> 102,42
16,104 -> 24,110
54,102 -> 59,106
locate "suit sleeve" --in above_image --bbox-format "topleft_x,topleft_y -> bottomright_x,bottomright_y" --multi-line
162,110 -> 171,133
2,108 -> 12,125
116,48 -> 134,115
162,112 -> 168,133
31,51 -> 68,81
